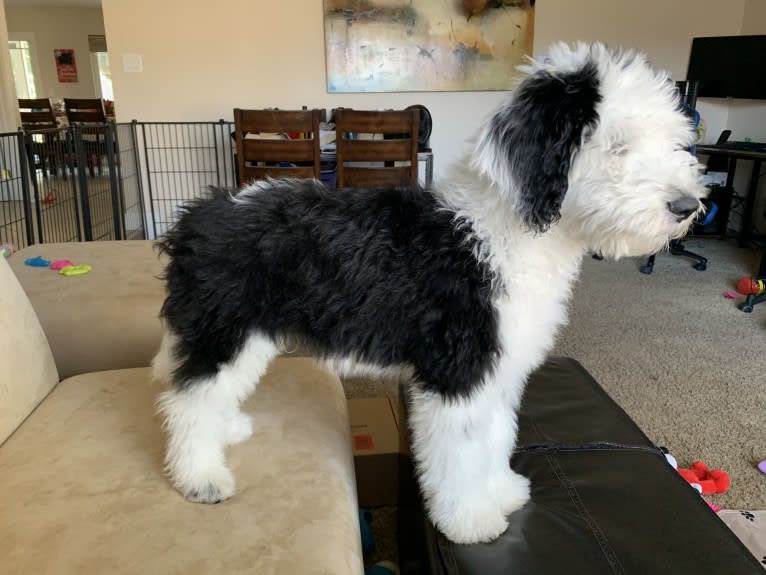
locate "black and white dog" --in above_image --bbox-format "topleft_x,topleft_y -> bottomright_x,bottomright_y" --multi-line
153,43 -> 705,544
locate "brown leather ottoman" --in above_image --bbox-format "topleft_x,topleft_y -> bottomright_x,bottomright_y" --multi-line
422,358 -> 762,574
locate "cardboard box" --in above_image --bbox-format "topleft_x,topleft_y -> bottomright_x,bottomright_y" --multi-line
348,396 -> 413,507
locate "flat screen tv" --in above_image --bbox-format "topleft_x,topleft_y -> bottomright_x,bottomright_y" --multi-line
686,35 -> 766,99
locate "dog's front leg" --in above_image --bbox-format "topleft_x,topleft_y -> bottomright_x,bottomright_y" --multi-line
408,374 -> 529,544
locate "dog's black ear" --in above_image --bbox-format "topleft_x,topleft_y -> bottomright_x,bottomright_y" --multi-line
478,60 -> 601,233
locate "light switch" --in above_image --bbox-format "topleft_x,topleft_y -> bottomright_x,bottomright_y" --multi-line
123,54 -> 143,73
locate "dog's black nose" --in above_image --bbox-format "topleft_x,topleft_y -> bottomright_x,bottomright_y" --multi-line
667,196 -> 700,220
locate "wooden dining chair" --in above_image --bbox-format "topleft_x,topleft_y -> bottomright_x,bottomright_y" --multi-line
18,98 -> 58,131
334,108 -> 419,189
233,108 -> 323,185
63,98 -> 109,176
18,98 -> 63,176
63,98 -> 107,124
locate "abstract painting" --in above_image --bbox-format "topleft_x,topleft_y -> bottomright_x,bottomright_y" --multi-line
323,0 -> 535,93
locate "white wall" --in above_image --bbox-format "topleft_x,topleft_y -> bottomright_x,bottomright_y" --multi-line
0,0 -> 18,132
3,1 -> 762,179
101,0 -> 762,180
5,5 -> 105,101
724,1 -> 766,143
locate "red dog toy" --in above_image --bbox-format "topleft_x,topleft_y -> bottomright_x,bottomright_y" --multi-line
677,461 -> 730,494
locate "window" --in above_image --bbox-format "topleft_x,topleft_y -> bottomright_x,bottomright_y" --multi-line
8,38 -> 37,98
89,35 -> 113,101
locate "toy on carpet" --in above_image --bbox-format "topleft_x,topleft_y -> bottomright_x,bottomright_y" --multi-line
737,277 -> 766,297
706,500 -> 723,512
0,243 -> 13,258
756,460 -> 766,475
677,461 -> 730,495
359,508 -> 374,555
365,561 -> 399,575
663,449 -> 730,495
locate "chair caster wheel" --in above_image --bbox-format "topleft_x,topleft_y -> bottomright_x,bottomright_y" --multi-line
639,265 -> 654,275
693,262 -> 707,271
739,303 -> 754,313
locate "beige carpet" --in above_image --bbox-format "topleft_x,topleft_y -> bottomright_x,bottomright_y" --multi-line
343,238 -> 766,564
553,238 -> 766,511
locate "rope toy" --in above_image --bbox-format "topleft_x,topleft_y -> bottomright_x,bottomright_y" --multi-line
677,461 -> 730,495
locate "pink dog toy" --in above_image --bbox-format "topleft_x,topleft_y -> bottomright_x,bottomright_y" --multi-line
49,259 -> 75,270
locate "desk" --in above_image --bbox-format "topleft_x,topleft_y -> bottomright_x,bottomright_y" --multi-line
696,144 -> 765,249
696,144 -> 766,311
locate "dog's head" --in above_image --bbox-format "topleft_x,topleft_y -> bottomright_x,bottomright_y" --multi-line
473,42 -> 707,258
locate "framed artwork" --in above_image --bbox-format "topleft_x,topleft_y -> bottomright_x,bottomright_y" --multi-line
323,0 -> 535,93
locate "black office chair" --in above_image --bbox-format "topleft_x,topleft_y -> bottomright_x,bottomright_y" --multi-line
640,81 -> 708,275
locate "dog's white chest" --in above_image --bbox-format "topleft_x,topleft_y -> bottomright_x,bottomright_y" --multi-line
493,247 -> 582,383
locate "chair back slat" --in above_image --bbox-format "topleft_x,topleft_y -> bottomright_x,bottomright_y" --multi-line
233,108 -> 323,185
243,165 -> 317,180
241,138 -> 316,163
335,108 -> 419,189
341,166 -> 416,189
18,98 -> 57,131
64,98 -> 107,124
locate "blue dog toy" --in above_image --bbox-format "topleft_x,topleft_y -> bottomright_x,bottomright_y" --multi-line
359,508 -> 374,555
24,256 -> 51,267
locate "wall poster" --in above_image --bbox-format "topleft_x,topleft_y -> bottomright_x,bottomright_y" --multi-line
54,49 -> 78,83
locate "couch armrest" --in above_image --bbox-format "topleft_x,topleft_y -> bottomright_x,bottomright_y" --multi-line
0,256 -> 58,444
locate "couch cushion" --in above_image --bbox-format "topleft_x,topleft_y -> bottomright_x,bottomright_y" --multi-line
423,358 -> 764,574
9,241 -> 166,378
0,256 -> 58,444
0,357 -> 363,575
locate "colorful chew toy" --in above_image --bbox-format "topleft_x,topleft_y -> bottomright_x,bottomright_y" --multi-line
22,255 -> 92,276
737,277 -> 766,296
677,461 -> 730,495
49,259 -> 75,270
59,264 -> 92,277
24,256 -> 51,267
0,243 -> 14,258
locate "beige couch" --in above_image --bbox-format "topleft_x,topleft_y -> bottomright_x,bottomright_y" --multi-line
0,241 -> 363,575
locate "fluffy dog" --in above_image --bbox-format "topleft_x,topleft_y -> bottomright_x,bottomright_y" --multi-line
153,42 -> 705,544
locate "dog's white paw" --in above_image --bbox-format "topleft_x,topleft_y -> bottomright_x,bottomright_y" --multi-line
174,464 -> 236,504
491,469 -> 531,515
224,411 -> 253,446
433,498 -> 510,544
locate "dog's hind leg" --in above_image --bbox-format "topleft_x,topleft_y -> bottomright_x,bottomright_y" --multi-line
408,374 -> 529,544
151,329 -> 179,385
156,331 -> 279,503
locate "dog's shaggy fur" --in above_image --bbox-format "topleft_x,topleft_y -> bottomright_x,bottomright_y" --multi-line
153,43 -> 706,544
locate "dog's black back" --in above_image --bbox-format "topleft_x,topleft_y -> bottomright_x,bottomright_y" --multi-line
159,180 -> 500,398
